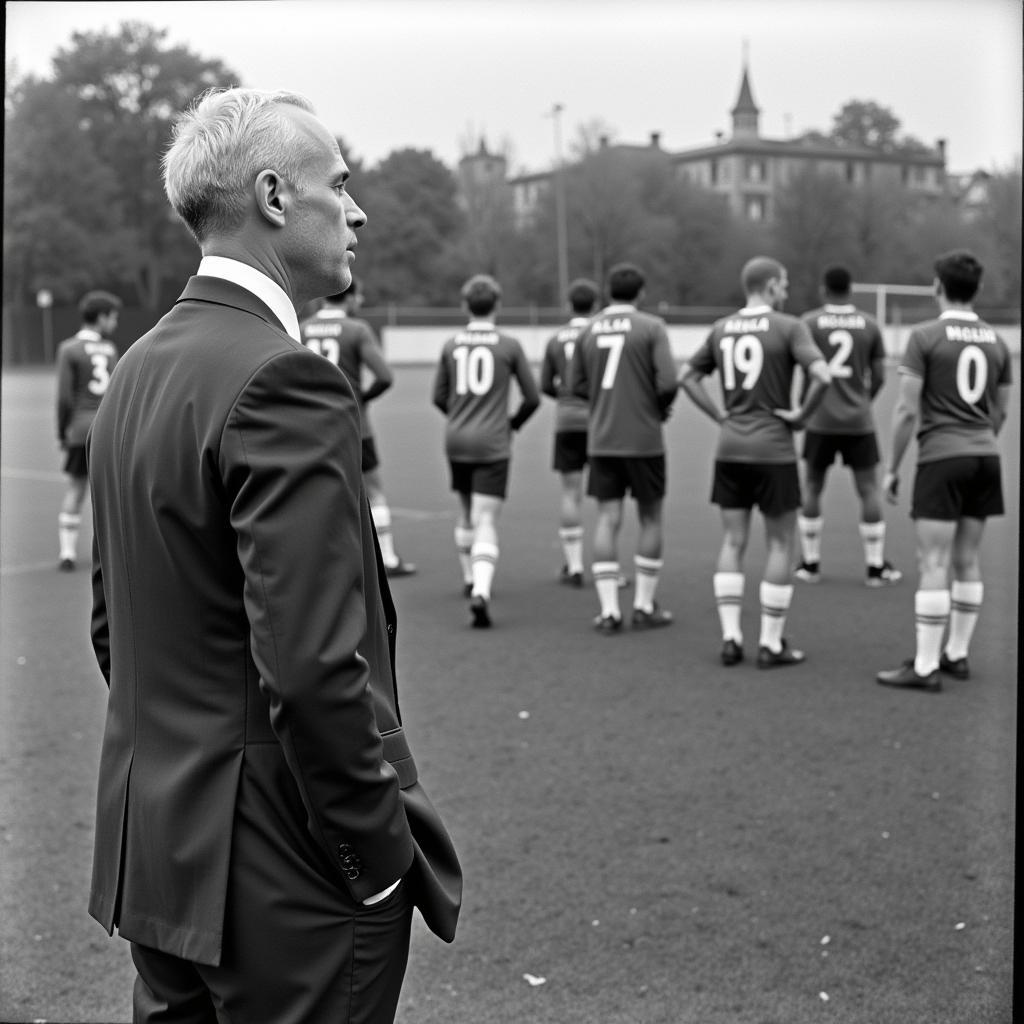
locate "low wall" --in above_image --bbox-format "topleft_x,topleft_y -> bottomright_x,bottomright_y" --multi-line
381,323 -> 1023,365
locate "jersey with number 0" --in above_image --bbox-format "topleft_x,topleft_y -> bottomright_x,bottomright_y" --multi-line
299,309 -> 378,439
569,305 -> 677,456
56,330 -> 119,446
433,323 -> 537,462
900,311 -> 1012,463
801,304 -> 885,434
689,305 -> 821,463
540,317 -> 590,433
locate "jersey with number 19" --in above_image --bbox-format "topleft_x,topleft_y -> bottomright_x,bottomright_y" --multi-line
689,305 -> 821,463
433,322 -> 537,462
900,310 -> 1012,463
569,304 -> 677,456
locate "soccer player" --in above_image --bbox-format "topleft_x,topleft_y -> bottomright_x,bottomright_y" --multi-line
679,256 -> 831,668
540,277 -> 600,586
300,276 -> 416,576
794,265 -> 902,586
876,250 -> 1012,692
432,274 -> 540,627
54,290 -> 121,571
569,263 -> 678,635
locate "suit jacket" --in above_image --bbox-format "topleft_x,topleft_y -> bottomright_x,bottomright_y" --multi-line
87,276 -> 461,965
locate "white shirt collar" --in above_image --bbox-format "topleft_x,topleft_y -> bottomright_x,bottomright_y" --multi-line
739,304 -> 773,315
569,316 -> 591,327
76,327 -> 102,342
939,309 -> 978,321
603,304 -> 636,314
466,319 -> 496,330
197,255 -> 301,341
823,303 -> 857,313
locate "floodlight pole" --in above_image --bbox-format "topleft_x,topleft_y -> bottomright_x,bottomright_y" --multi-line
550,103 -> 569,305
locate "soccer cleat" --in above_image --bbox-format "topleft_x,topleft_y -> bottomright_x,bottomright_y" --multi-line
593,613 -> 622,636
721,638 -> 744,666
756,639 -> 806,669
866,561 -> 902,587
939,652 -> 970,680
793,561 -> 820,583
631,604 -> 673,630
58,558 -> 76,573
385,559 -> 417,578
469,594 -> 491,628
559,565 -> 584,588
876,659 -> 941,692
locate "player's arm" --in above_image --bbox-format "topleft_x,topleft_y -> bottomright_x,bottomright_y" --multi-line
992,384 -> 1012,436
868,328 -> 886,399
679,364 -> 727,425
774,358 -> 830,429
569,338 -> 590,401
539,341 -> 558,399
882,370 -> 923,503
357,332 -> 394,404
652,325 -> 679,419
510,344 -> 541,431
55,345 -> 72,445
431,349 -> 451,414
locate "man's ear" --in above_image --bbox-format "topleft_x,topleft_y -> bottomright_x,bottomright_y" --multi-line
254,169 -> 288,227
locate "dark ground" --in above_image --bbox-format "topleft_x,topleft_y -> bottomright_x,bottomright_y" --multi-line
1,363 -> 1017,1023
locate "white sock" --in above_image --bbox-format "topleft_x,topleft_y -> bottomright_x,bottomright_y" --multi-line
759,581 -> 793,653
859,520 -> 886,568
371,503 -> 398,565
455,525 -> 474,585
59,512 -> 81,560
633,555 -> 663,613
914,589 -> 950,675
798,514 -> 823,565
559,526 -> 585,575
592,561 -> 621,619
946,580 -> 983,661
713,572 -> 744,643
470,541 -> 499,599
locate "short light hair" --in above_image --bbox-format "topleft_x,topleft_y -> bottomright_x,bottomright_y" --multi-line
741,256 -> 785,295
162,88 -> 318,242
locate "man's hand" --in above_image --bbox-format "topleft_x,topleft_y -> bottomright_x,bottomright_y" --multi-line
882,471 -> 899,504
772,407 -> 804,430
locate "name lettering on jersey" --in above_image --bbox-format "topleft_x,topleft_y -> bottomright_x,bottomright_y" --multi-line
816,314 -> 866,330
303,322 -> 343,338
945,324 -> 997,344
455,331 -> 499,345
591,317 -> 632,334
724,317 -> 769,334
557,326 -> 582,342
83,341 -> 115,356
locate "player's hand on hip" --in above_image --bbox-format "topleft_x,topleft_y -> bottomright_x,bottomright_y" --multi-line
772,407 -> 803,430
882,471 -> 899,505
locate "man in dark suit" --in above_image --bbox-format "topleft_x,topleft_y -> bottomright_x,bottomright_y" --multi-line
87,87 -> 461,1022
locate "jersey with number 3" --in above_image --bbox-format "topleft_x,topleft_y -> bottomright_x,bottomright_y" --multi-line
801,304 -> 885,434
900,311 -> 1011,463
690,305 -> 821,463
433,324 -> 536,462
56,330 -> 119,446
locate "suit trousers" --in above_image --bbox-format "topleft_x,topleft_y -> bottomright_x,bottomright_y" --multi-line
130,748 -> 413,1023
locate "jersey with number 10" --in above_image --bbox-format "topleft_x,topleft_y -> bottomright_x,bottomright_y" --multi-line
433,322 -> 536,462
801,304 -> 885,434
570,304 -> 677,456
900,310 -> 1012,463
56,330 -> 119,446
689,305 -> 821,463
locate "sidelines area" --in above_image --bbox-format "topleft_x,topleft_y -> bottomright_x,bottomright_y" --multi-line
1,364 -> 1016,1023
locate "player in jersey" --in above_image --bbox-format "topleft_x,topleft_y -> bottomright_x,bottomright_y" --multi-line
569,263 -> 678,635
54,290 -> 121,571
540,278 -> 600,587
876,250 -> 1012,691
432,274 -> 540,627
299,277 -> 416,576
794,265 -> 901,587
680,256 -> 831,668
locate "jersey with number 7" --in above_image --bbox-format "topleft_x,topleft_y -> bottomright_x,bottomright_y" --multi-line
689,304 -> 822,463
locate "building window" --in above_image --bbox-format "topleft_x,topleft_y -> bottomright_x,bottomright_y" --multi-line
710,159 -> 718,186
745,195 -> 765,221
846,161 -> 855,183
746,159 -> 766,183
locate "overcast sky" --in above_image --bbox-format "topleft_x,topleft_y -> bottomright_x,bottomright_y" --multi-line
6,0 -> 1022,176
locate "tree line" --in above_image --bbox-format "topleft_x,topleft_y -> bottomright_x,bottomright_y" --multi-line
5,22 -> 1020,325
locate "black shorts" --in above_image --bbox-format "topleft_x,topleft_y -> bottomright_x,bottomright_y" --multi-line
587,455 -> 665,505
63,445 -> 88,478
552,431 -> 588,474
449,459 -> 509,499
361,437 -> 380,473
802,431 -> 879,472
911,456 -> 1004,521
711,460 -> 802,518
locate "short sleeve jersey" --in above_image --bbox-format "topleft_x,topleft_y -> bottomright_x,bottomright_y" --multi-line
900,311 -> 1012,463
433,321 -> 536,462
569,304 -> 677,457
801,304 -> 885,435
689,305 -> 822,463
540,317 -> 590,433
55,330 -> 119,447
299,309 -> 378,439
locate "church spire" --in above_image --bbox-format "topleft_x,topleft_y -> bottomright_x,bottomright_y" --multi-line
730,50 -> 760,139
